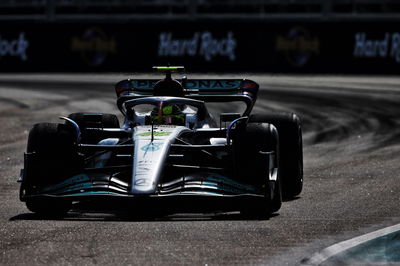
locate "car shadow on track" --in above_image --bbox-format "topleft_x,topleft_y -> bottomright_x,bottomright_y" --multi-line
9,211 -> 279,222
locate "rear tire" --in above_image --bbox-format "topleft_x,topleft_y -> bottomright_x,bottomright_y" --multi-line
250,113 -> 303,199
234,122 -> 282,218
22,123 -> 79,215
67,112 -> 120,144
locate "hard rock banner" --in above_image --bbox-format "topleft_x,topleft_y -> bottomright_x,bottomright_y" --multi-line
0,21 -> 399,74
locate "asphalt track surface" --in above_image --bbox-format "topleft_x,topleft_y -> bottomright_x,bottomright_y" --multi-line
1,74 -> 400,265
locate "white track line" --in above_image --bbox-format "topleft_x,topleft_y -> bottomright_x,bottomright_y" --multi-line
304,223 -> 400,265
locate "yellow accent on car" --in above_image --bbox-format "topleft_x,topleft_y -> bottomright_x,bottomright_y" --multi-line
152,66 -> 185,72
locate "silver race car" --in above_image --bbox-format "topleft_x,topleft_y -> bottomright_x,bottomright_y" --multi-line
18,67 -> 303,218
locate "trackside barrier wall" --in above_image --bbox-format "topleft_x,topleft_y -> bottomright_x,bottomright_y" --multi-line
0,21 -> 399,74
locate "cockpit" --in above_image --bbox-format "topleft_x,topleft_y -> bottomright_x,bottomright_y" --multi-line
123,97 -> 215,129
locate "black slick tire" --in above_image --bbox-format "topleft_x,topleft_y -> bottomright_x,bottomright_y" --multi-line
22,123 -> 79,216
234,122 -> 282,218
250,113 -> 303,199
67,112 -> 120,144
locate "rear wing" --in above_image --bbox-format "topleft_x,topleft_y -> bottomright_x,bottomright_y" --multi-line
115,79 -> 258,97
115,79 -> 259,116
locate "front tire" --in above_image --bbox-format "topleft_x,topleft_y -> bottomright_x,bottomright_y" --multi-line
234,122 -> 282,218
22,123 -> 79,215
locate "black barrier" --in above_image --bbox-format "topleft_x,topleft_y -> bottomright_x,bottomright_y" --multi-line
0,21 -> 399,74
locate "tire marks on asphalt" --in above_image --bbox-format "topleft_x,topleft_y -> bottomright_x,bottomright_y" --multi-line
257,85 -> 400,150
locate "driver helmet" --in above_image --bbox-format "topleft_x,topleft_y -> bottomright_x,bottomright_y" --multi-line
150,104 -> 185,126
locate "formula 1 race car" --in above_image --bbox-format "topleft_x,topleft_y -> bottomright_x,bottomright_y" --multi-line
18,66 -> 303,218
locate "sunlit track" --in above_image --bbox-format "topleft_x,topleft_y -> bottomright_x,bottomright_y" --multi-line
1,74 -> 400,265
258,87 -> 400,149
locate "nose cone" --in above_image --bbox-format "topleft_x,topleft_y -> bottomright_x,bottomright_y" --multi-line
132,139 -> 168,194
131,125 -> 189,195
